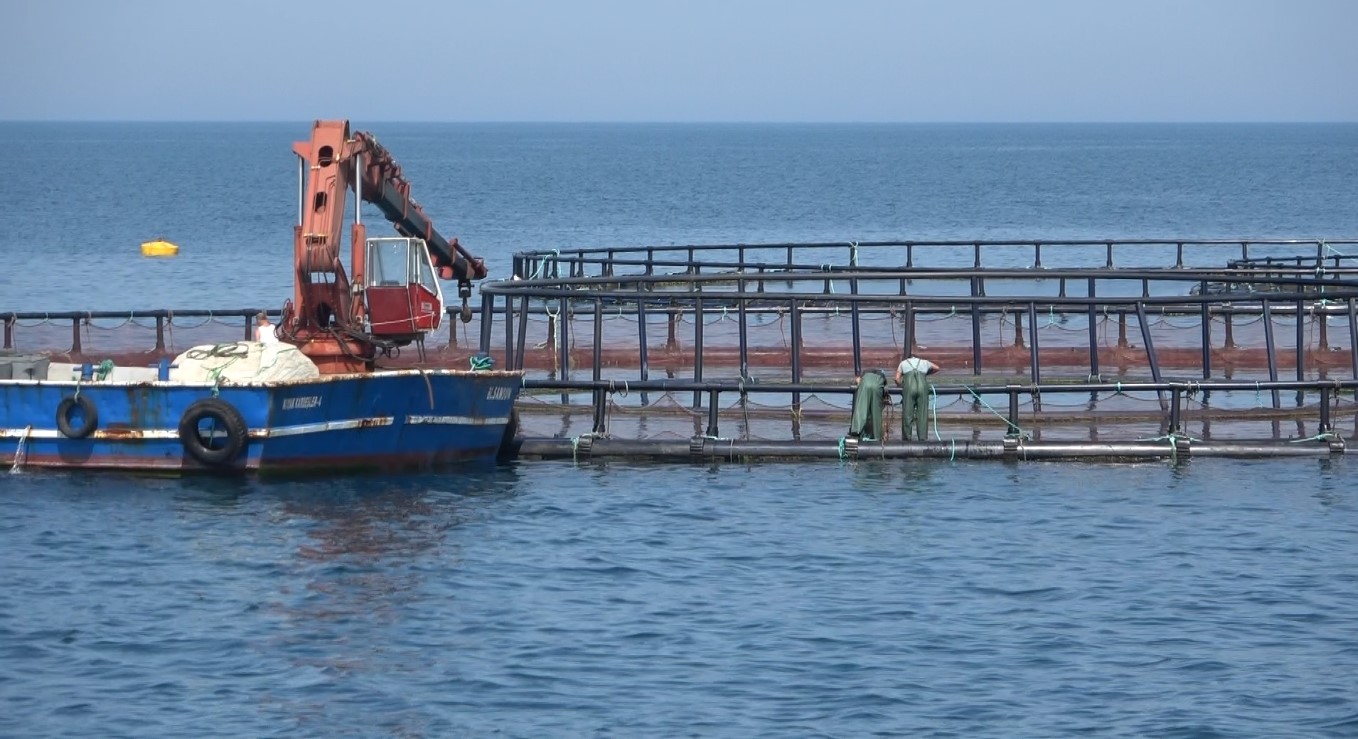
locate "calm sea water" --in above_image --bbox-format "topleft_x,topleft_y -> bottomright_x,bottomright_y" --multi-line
4,123 -> 1358,737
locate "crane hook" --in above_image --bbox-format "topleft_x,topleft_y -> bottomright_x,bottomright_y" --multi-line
458,281 -> 473,324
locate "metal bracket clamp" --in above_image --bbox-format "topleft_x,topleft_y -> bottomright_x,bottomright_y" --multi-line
1173,435 -> 1192,458
843,434 -> 860,461
1328,435 -> 1346,454
575,434 -> 594,459
1002,435 -> 1021,458
689,436 -> 706,461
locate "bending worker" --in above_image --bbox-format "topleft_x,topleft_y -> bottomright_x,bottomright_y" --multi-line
849,369 -> 891,441
895,354 -> 940,441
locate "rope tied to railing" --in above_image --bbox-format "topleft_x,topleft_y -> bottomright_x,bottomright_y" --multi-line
963,385 -> 1032,440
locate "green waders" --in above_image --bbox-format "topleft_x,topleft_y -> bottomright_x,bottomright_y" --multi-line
849,371 -> 886,440
899,371 -> 931,441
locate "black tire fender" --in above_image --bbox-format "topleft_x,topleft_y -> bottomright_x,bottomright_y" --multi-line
55,395 -> 99,439
178,398 -> 248,466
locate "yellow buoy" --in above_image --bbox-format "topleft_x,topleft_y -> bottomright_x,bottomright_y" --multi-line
140,239 -> 180,257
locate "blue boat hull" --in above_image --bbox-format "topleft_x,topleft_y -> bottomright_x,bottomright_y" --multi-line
1,369 -> 522,474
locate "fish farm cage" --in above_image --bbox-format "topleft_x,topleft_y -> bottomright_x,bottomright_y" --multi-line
8,238 -> 1358,463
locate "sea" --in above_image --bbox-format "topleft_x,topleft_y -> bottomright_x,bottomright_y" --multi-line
3,122 -> 1358,738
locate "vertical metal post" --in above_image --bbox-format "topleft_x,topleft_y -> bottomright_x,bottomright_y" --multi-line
71,317 -> 82,355
1135,302 -> 1162,384
971,278 -> 983,375
737,279 -> 749,380
693,297 -> 704,408
1200,289 -> 1211,380
1348,298 -> 1358,380
1087,278 -> 1100,379
902,302 -> 914,359
154,315 -> 165,352
353,153 -> 362,225
592,298 -> 603,383
1262,300 -> 1280,408
636,295 -> 650,382
706,389 -> 720,438
1027,302 -> 1041,387
1295,298 -> 1306,382
503,293 -> 516,370
515,296 -> 530,371
559,298 -> 571,381
1006,386 -> 1021,438
1169,386 -> 1182,434
850,280 -> 862,377
3,315 -> 13,350
1224,310 -> 1235,349
592,387 -> 608,435
478,293 -> 494,355
790,299 -> 802,407
1319,386 -> 1332,434
243,317 -> 252,341
296,156 -> 305,225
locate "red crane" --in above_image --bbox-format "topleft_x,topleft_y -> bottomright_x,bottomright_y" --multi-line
281,119 -> 487,374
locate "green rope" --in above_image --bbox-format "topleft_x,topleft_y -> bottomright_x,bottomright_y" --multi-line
929,385 -> 942,441
837,436 -> 847,461
94,359 -> 114,381
964,385 -> 1031,439
1289,432 -> 1338,444
469,354 -> 493,371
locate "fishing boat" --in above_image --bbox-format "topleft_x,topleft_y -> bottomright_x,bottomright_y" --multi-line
2,120 -> 521,474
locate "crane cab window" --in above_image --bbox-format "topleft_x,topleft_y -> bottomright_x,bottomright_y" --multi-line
366,238 -> 413,286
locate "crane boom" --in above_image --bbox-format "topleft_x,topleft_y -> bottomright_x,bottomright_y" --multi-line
285,119 -> 482,374
350,131 -> 487,283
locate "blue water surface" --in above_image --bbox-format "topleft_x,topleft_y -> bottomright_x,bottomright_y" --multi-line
3,459 -> 1358,737
4,122 -> 1358,737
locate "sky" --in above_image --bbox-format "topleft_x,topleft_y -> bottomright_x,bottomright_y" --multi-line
2,0 -> 1355,122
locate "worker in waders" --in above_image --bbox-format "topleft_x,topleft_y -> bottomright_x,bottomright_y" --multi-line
895,355 -> 940,441
849,369 -> 891,441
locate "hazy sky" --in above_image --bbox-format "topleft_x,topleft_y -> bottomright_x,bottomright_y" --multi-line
2,0 -> 1355,122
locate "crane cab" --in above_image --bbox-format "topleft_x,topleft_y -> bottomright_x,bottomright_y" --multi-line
363,237 -> 445,339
